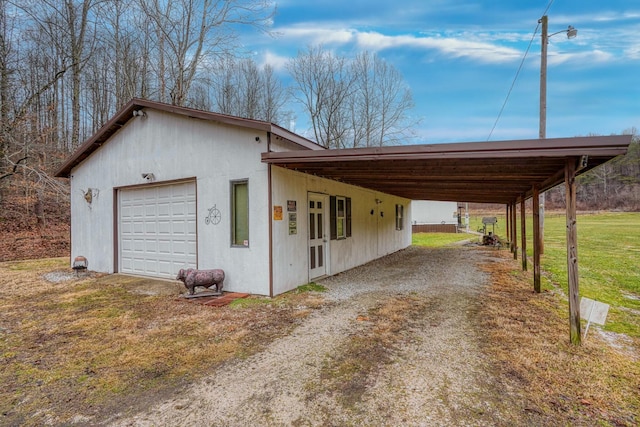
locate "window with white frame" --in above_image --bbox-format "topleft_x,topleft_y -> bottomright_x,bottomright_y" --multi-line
330,196 -> 351,240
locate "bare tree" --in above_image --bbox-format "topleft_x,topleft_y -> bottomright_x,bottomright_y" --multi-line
141,0 -> 274,107
0,0 -> 15,160
211,57 -> 238,115
287,46 -> 355,148
287,47 -> 417,148
209,57 -> 291,124
260,63 -> 290,124
349,51 -> 416,147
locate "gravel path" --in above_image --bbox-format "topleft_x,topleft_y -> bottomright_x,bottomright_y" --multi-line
110,246 -> 522,426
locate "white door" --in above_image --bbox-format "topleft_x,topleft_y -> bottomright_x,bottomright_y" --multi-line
119,181 -> 197,278
308,193 -> 327,279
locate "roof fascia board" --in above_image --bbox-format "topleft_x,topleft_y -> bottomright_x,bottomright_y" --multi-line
55,98 -> 322,177
262,135 -> 631,164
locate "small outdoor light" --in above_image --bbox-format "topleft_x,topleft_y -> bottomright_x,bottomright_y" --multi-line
141,173 -> 155,182
566,25 -> 578,39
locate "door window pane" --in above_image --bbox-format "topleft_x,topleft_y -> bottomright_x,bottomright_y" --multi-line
309,213 -> 315,239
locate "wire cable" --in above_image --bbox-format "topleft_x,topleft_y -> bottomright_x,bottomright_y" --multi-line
486,0 -> 555,141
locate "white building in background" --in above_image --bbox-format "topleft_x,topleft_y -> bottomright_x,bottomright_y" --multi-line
411,201 -> 459,233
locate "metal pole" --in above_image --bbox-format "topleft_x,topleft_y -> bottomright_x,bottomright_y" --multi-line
539,15 -> 548,255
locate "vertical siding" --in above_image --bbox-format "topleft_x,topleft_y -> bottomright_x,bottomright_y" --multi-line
69,109 -> 271,295
270,166 -> 412,295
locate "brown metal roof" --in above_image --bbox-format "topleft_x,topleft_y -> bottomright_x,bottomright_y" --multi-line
262,135 -> 632,204
55,99 -> 631,204
55,98 -> 323,178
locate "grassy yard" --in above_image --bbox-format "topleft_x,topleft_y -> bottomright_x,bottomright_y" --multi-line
463,211 -> 640,338
414,219 -> 640,424
2,217 -> 638,425
542,212 -> 640,337
411,231 -> 473,247
0,261 -> 325,426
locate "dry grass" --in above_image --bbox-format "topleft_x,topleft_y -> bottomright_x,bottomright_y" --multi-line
3,253 -> 639,426
313,295 -> 431,410
0,258 -> 326,426
478,250 -> 640,426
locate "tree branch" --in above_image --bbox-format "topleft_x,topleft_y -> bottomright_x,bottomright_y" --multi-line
0,156 -> 28,181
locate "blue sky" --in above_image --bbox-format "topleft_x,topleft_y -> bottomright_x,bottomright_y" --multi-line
243,0 -> 639,144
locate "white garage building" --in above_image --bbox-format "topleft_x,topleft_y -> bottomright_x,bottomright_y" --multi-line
56,99 -> 412,296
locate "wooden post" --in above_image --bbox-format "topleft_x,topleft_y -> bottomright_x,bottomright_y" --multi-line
505,204 -> 510,243
566,159 -> 581,345
533,187 -> 541,293
512,202 -> 517,260
520,198 -> 527,271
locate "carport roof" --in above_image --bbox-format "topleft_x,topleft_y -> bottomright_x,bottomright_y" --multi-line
262,135 -> 632,204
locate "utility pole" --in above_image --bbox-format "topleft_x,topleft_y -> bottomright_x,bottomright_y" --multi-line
538,16 -> 577,254
539,15 -> 548,254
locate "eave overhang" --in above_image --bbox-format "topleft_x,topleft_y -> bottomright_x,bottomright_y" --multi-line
54,98 -> 323,178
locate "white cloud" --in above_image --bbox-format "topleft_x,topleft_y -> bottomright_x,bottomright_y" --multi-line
544,49 -> 614,67
259,50 -> 291,72
356,31 -> 522,63
278,26 -> 522,64
281,26 -> 355,45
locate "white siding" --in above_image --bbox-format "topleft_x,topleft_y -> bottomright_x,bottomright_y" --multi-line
69,109 -> 271,294
70,107 -> 412,296
270,166 -> 412,295
411,201 -> 458,225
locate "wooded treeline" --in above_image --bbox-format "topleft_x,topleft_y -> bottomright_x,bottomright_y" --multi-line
0,0 -> 419,231
546,131 -> 640,211
0,0 -> 638,250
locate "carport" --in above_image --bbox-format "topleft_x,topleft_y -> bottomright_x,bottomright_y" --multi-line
262,134 -> 632,344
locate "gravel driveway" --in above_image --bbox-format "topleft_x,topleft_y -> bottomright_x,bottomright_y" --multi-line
110,245 -> 523,426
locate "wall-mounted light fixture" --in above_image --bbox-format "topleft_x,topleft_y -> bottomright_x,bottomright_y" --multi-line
255,136 -> 261,143
579,155 -> 589,170
133,110 -> 146,118
375,198 -> 383,204
141,173 -> 155,182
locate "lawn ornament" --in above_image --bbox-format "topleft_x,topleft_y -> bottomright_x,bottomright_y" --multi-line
176,268 -> 225,295
73,256 -> 88,276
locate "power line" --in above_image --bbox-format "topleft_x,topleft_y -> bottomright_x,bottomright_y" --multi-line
486,0 -> 555,141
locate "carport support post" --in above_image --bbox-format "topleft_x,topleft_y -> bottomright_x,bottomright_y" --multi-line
511,202 -> 517,260
520,198 -> 527,271
505,204 -> 509,242
532,187 -> 541,293
565,159 -> 581,345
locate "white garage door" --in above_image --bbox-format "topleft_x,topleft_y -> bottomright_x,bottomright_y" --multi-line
119,181 -> 197,278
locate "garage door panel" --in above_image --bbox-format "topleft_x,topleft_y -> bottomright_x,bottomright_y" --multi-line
158,241 -> 171,254
157,220 -> 172,234
119,181 -> 197,278
158,207 -> 171,217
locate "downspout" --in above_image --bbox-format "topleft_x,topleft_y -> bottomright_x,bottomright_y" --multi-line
267,132 -> 274,297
